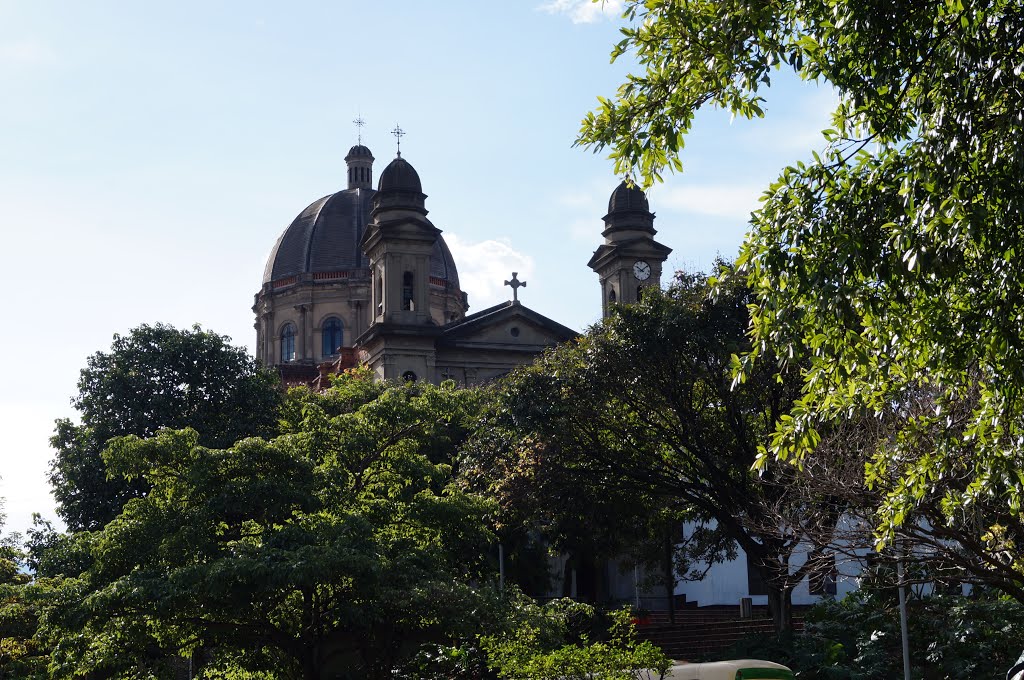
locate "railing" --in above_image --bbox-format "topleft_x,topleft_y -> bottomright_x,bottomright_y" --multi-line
271,276 -> 298,289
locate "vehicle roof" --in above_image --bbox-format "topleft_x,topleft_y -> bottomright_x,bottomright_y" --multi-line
668,659 -> 794,680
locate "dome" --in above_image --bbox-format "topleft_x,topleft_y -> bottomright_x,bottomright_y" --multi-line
607,180 -> 650,214
345,144 -> 373,161
378,156 -> 422,193
603,180 -> 655,234
262,187 -> 460,289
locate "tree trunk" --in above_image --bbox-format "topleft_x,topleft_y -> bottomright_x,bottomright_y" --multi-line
766,584 -> 793,634
664,531 -> 676,624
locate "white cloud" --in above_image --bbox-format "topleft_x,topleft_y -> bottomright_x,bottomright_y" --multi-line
654,183 -> 764,221
538,0 -> 624,24
0,39 -> 57,66
445,234 -> 534,310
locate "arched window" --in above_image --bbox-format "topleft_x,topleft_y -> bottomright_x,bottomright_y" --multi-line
608,288 -> 617,304
637,286 -> 644,302
321,317 -> 343,357
402,370 -> 418,382
402,271 -> 415,311
280,323 -> 296,362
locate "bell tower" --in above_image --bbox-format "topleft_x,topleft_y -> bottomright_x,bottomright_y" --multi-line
361,155 -> 438,326
356,143 -> 443,381
588,180 -> 672,318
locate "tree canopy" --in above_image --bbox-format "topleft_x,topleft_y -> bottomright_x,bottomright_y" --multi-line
578,0 -> 1024,586
0,501 -> 50,679
466,269 -> 844,631
50,323 -> 281,531
41,372 -> 497,680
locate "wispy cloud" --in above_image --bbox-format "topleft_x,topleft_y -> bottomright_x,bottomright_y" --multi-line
743,85 -> 840,154
655,183 -> 764,221
551,179 -> 611,244
539,0 -> 624,24
0,38 -> 57,66
445,234 -> 534,309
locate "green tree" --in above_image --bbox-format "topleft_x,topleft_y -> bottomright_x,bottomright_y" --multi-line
50,323 -> 281,531
481,602 -> 669,680
41,372 -> 497,680
467,269 -> 843,631
730,588 -> 1024,678
0,502 -> 50,679
577,0 -> 1024,594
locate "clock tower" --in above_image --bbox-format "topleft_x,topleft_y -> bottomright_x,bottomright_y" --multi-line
588,180 -> 672,318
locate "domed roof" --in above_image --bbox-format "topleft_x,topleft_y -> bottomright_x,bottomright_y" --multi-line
607,180 -> 650,214
262,187 -> 460,289
346,144 -> 373,161
378,156 -> 422,193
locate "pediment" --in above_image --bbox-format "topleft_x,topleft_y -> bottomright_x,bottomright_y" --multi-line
439,301 -> 578,350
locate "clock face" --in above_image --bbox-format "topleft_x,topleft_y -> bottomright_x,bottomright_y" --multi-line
633,260 -> 652,281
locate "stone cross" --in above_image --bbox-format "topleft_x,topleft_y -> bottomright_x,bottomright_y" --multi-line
391,124 -> 405,157
504,272 -> 526,302
353,116 -> 366,143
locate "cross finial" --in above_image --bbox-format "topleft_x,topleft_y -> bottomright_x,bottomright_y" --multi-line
353,116 -> 366,144
504,272 -> 527,303
391,124 -> 405,157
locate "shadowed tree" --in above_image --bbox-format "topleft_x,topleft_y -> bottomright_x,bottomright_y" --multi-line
465,268 -> 845,631
50,323 -> 280,531
576,0 -> 1024,603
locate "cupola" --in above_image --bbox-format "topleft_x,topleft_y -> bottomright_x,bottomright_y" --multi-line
345,144 -> 374,190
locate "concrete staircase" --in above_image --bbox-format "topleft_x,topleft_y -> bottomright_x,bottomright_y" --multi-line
634,607 -> 804,662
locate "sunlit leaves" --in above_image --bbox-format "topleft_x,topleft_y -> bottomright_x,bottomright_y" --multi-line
42,373 -> 496,678
578,0 -> 1024,595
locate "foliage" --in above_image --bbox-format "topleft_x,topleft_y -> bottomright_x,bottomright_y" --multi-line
40,372 -> 495,680
465,268 -> 841,630
727,589 -> 1024,679
50,323 -> 281,531
0,505 -> 51,679
391,642 -> 492,680
577,0 -> 1024,595
481,602 -> 670,680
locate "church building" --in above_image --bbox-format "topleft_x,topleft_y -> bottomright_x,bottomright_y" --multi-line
253,137 -> 670,387
251,133 -> 861,612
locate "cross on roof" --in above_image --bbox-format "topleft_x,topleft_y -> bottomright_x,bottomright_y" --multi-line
504,272 -> 527,302
391,124 -> 405,157
353,116 -> 366,144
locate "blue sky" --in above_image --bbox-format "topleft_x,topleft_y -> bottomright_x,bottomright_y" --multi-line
0,0 -> 835,536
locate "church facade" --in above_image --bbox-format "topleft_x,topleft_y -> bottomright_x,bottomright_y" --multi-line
253,141 -> 669,387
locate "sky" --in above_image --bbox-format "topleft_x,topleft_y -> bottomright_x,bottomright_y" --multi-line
0,0 -> 836,537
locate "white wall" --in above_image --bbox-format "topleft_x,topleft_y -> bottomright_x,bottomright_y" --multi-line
674,519 -> 864,607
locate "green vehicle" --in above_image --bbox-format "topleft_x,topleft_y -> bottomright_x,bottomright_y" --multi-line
667,659 -> 795,680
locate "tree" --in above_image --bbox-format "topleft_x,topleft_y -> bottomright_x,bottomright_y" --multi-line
466,269 -> 844,631
41,372 -> 497,680
0,501 -> 51,679
50,323 -> 281,530
577,1 -> 1024,594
